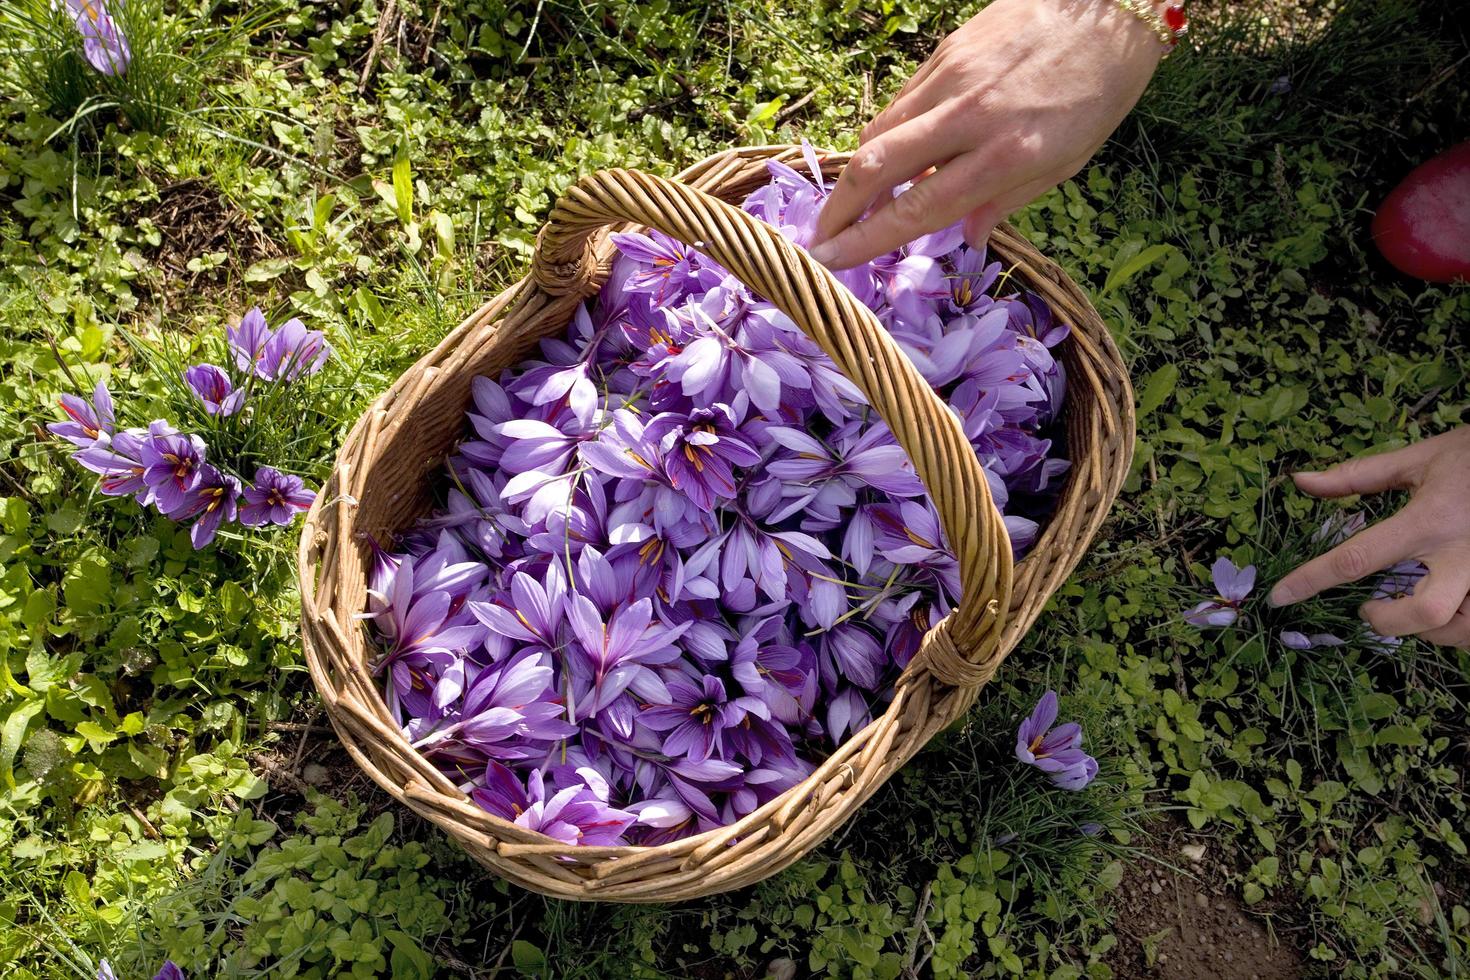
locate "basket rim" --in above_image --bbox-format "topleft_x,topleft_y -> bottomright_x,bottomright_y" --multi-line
296,142 -> 1135,893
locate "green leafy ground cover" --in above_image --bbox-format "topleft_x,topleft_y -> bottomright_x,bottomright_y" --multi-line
0,0 -> 1466,976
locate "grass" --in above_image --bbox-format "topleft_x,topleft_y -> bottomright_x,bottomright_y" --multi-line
0,0 -> 1466,977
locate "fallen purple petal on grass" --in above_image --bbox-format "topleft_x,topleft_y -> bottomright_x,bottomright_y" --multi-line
1279,630 -> 1346,650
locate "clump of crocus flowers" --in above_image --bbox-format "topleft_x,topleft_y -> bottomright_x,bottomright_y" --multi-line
49,310 -> 324,549
364,145 -> 1074,844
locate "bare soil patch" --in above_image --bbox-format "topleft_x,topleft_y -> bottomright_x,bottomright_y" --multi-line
1106,830 -> 1304,980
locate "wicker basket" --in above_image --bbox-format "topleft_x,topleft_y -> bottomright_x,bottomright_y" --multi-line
297,144 -> 1134,902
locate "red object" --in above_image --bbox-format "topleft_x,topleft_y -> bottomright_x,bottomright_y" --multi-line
1163,4 -> 1187,39
1372,141 -> 1470,283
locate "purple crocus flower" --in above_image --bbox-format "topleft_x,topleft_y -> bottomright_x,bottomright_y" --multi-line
469,566 -> 568,649
637,675 -> 769,762
566,595 -> 687,718
227,308 -> 273,376
765,423 -> 925,501
643,406 -> 762,513
1279,631 -> 1345,650
138,428 -> 208,516
1015,691 -> 1098,791
369,560 -> 487,722
96,961 -> 117,980
1373,560 -> 1427,600
472,761 -> 635,846
414,651 -> 576,759
174,465 -> 241,549
65,0 -> 130,75
184,363 -> 244,416
153,963 -> 186,980
260,317 -> 330,381
946,245 -> 1002,316
48,379 -> 114,447
1184,557 -> 1256,628
609,230 -> 719,303
71,426 -> 153,502
228,308 -> 329,382
238,467 -> 315,527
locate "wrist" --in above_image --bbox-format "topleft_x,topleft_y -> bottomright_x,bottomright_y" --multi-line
1108,0 -> 1188,53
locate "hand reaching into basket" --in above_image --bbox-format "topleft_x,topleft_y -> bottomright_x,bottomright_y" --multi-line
1269,426 -> 1470,649
810,0 -> 1168,269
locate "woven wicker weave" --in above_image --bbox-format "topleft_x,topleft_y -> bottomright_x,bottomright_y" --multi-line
297,144 -> 1134,902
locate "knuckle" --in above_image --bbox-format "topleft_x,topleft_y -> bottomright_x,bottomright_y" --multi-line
1013,132 -> 1048,169
1416,593 -> 1460,630
1331,544 -> 1373,581
891,184 -> 930,223
849,145 -> 886,184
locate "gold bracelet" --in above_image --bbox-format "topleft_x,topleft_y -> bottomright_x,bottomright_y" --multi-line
1109,0 -> 1185,51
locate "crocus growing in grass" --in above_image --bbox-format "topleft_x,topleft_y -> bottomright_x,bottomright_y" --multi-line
260,317 -> 331,382
65,0 -> 130,76
1015,691 -> 1098,791
48,379 -> 114,447
1183,557 -> 1256,627
139,428 -> 208,516
239,466 -> 314,527
175,465 -> 241,549
153,964 -> 186,980
184,363 -> 244,416
229,308 -> 330,382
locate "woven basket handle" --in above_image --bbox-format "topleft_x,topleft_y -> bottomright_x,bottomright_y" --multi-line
531,167 -> 1013,689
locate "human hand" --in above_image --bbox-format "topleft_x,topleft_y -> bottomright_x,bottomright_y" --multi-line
1268,426 -> 1470,648
810,0 -> 1166,270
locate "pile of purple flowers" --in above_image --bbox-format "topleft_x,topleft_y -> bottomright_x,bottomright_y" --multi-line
49,309 -> 324,548
365,147 -> 1073,844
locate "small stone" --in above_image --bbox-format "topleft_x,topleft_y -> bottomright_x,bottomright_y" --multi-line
1150,881 -> 1163,895
764,958 -> 797,980
1181,843 -> 1207,863
1196,893 -> 1208,909
1224,951 -> 1234,963
302,762 -> 329,786
1157,953 -> 1170,965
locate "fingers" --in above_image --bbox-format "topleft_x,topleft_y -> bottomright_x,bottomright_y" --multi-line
812,149 -> 1011,270
1419,595 -> 1470,648
860,61 -> 945,145
960,160 -> 1089,248
1360,554 -> 1470,638
1292,442 -> 1431,499
1268,512 -> 1421,607
814,112 -> 966,249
